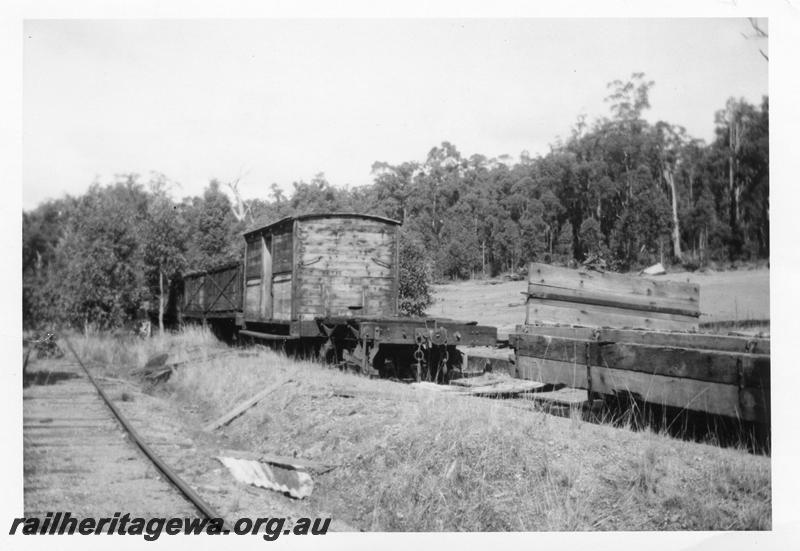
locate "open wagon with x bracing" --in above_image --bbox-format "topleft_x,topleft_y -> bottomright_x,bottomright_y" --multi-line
180,213 -> 497,381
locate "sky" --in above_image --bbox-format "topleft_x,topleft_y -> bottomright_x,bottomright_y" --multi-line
23,18 -> 769,210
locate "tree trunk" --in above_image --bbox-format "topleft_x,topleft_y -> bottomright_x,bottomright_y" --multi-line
158,269 -> 165,335
727,107 -> 744,256
227,181 -> 250,223
735,185 -> 742,230
701,227 -> 707,263
728,155 -> 741,259
663,169 -> 683,261
481,241 -> 486,278
729,154 -> 736,227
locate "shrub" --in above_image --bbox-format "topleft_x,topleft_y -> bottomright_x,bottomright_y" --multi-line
398,231 -> 433,317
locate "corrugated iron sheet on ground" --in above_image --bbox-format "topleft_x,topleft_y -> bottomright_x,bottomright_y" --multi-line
217,456 -> 314,499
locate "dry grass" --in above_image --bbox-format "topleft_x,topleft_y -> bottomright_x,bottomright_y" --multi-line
66,325 -> 222,377
61,327 -> 770,530
149,330 -> 771,532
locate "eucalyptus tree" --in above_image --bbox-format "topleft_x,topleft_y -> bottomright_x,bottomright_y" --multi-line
712,97 -> 769,259
56,176 -> 150,330
142,174 -> 187,334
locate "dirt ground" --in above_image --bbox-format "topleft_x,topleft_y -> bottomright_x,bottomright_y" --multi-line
24,358 -> 201,518
23,353 -> 356,533
427,267 -> 770,337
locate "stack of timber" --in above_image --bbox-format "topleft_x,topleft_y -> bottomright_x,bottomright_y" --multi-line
410,373 -> 548,398
448,372 -> 548,397
511,327 -> 769,423
525,262 -> 700,331
512,263 -> 770,424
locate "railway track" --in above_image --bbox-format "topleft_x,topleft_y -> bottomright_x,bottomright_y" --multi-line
23,342 -> 227,523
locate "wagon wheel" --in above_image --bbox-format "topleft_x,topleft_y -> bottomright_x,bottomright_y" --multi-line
319,337 -> 336,364
413,344 -> 426,382
341,341 -> 378,376
379,355 -> 399,379
442,346 -> 463,383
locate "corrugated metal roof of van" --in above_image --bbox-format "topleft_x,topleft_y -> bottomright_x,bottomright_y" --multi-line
243,212 -> 401,236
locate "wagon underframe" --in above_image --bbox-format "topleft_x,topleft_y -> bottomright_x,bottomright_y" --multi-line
238,315 -> 497,381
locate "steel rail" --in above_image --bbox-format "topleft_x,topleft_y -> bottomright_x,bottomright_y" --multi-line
62,337 -> 231,531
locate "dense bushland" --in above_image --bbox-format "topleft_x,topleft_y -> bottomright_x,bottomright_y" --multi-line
23,74 -> 768,330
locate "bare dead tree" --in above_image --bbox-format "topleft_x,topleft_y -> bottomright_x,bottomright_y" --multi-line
226,172 -> 252,224
743,18 -> 769,61
657,130 -> 683,262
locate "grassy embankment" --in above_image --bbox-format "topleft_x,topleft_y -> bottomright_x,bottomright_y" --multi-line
71,327 -> 771,531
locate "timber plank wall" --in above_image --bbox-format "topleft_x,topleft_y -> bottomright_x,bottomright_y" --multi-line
525,262 -> 700,331
295,217 -> 398,319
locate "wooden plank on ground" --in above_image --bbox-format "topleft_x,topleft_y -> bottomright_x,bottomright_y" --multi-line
410,382 -> 466,394
133,350 -> 230,378
524,387 -> 589,407
330,386 -> 415,401
203,379 -> 292,432
144,353 -> 169,368
449,373 -> 508,388
465,379 -> 547,397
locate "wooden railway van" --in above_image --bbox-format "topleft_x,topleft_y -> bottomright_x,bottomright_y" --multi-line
240,213 -> 401,334
182,213 -> 497,379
